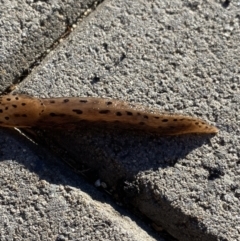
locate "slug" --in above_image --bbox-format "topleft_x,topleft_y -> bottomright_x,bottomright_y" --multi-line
0,94 -> 218,135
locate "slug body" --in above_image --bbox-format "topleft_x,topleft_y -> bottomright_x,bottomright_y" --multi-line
0,94 -> 218,135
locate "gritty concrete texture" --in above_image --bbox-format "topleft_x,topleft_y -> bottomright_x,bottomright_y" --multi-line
1,0 -> 240,240
0,128 -> 160,241
0,0 -> 100,92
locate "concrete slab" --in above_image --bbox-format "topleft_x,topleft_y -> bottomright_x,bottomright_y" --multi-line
1,0 -> 240,240
0,128 -> 160,241
0,0 -> 100,92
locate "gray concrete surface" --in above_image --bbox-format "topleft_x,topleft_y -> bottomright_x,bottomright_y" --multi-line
0,128 -> 160,241
1,0 -> 240,240
0,0 -> 100,92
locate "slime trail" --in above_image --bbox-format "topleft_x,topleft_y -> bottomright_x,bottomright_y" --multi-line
0,94 -> 218,135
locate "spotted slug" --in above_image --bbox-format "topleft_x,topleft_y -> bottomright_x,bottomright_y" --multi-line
0,94 -> 218,135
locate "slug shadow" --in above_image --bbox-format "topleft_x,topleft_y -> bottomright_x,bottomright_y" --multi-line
0,127 -> 166,240
22,122 -> 215,187
0,127 -> 215,241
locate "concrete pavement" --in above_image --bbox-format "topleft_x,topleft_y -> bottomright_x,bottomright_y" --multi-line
1,0 -> 239,240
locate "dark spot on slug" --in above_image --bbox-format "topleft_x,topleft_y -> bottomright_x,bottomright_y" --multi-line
14,114 -> 21,117
179,118 -> 185,121
139,122 -> 145,125
5,117 -> 9,120
162,119 -> 168,122
116,112 -> 122,116
195,122 -> 199,125
173,119 -> 178,121
0,109 -> 2,113
106,101 -> 112,105
15,97 -> 19,100
22,103 -> 26,106
144,115 -> 148,119
22,114 -> 27,117
50,113 -> 66,117
6,98 -> 11,101
50,100 -> 55,104
12,105 -> 17,108
201,122 -> 205,125
99,110 -> 110,114
5,107 -> 8,110
154,116 -> 159,119
63,99 -> 69,103
80,100 -> 88,103
137,113 -> 141,116
72,109 -> 83,114
126,111 -> 133,116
